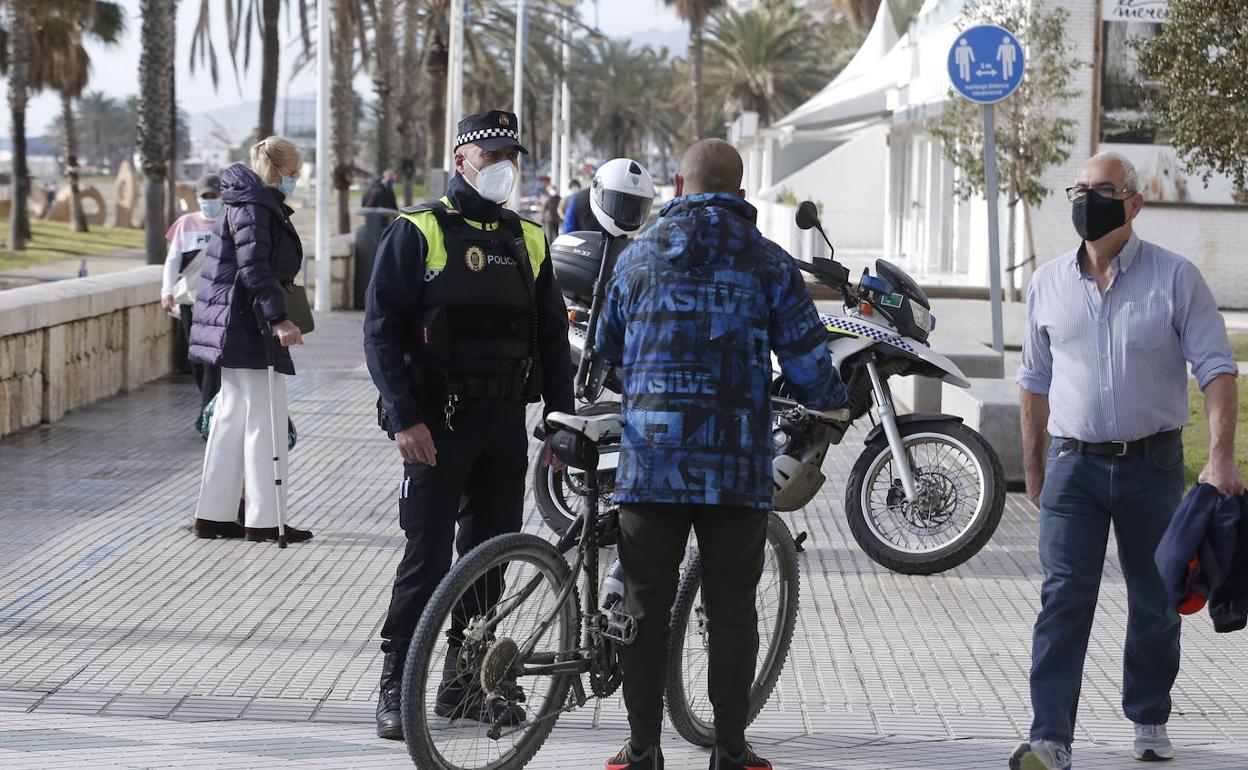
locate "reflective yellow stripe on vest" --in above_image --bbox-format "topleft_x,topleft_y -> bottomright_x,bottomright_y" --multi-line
396,195 -> 545,277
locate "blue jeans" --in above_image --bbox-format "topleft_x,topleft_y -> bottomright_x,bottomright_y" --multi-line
1029,435 -> 1185,746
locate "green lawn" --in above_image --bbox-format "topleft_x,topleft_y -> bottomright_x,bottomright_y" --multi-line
1183,374 -> 1248,485
0,218 -> 145,271
1231,332 -> 1248,362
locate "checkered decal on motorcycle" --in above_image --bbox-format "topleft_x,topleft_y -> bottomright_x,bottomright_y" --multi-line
821,315 -> 917,354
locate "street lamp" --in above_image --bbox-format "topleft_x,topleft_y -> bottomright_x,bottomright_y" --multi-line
444,0 -> 467,173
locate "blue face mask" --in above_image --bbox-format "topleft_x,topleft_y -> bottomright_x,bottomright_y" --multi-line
199,198 -> 223,218
278,175 -> 298,198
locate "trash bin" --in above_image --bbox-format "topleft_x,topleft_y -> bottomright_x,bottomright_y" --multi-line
354,207 -> 399,309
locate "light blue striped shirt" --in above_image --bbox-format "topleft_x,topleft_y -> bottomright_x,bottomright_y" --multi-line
1017,234 -> 1237,443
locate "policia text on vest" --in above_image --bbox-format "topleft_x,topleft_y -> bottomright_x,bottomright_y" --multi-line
362,108 -> 575,741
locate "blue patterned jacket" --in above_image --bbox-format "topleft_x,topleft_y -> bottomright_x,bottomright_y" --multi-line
596,193 -> 848,510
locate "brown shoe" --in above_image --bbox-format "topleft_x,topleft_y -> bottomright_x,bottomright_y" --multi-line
193,518 -> 246,539
245,525 -> 313,543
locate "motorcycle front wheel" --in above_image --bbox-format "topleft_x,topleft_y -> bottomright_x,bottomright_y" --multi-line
845,420 -> 1005,575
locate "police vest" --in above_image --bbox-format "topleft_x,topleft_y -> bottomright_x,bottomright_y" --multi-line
397,197 -> 547,401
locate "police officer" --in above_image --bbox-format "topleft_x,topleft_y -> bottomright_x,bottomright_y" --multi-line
364,110 -> 575,740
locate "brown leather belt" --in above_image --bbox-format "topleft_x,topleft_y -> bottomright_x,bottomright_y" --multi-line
1060,427 -> 1182,458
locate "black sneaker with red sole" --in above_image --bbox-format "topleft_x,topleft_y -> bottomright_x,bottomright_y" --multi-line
710,744 -> 772,770
605,743 -> 663,770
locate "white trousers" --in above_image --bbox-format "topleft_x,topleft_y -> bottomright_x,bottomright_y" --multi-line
195,367 -> 289,528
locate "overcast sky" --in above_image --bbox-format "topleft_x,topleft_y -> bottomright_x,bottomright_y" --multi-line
1,0 -> 685,138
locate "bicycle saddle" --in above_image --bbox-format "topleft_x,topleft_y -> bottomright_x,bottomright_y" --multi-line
545,411 -> 623,443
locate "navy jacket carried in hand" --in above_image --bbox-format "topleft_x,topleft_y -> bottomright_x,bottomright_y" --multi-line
596,193 -> 849,510
189,162 -> 303,375
1154,482 -> 1248,632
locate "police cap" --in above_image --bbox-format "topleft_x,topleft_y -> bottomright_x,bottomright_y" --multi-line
454,110 -> 529,155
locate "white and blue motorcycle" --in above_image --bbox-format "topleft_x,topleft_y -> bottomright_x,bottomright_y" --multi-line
538,200 -> 1005,576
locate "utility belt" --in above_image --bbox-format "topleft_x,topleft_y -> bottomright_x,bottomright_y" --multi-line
376,360 -> 536,438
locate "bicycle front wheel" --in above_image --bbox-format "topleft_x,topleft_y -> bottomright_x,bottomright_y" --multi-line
403,533 -> 581,770
664,512 -> 801,747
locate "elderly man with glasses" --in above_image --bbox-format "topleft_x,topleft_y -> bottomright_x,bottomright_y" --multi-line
1009,151 -> 1242,770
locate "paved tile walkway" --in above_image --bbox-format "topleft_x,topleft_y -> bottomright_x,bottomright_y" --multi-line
1,311 -> 1247,769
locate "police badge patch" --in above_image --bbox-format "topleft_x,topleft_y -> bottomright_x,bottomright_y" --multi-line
465,246 -> 486,272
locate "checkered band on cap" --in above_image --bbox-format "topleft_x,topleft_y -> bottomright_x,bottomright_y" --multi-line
455,127 -> 520,148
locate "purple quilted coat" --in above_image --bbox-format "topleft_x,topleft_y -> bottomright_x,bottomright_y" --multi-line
189,163 -> 303,375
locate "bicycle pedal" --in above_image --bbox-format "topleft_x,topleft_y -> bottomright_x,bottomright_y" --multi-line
602,608 -> 637,645
794,531 -> 808,552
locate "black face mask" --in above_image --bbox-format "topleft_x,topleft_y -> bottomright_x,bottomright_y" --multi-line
1072,191 -> 1127,242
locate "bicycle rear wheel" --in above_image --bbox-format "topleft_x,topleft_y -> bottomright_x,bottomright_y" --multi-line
403,533 -> 581,770
664,513 -> 801,747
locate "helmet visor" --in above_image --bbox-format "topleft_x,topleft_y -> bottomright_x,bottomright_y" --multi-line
599,190 -> 649,232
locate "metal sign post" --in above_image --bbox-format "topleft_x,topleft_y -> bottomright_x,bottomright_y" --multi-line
947,24 -> 1025,354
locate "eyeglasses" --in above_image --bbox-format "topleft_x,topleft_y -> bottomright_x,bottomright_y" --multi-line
1066,184 -> 1135,202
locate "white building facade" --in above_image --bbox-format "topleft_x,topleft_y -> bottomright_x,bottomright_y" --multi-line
736,0 -> 1248,307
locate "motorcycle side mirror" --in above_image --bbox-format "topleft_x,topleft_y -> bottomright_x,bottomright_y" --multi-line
795,200 -> 820,231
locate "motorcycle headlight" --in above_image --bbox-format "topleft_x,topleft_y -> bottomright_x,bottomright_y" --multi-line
908,301 -> 932,334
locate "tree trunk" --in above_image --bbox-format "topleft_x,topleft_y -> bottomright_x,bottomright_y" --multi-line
398,0 -> 421,205
139,0 -> 175,264
690,23 -> 704,141
331,0 -> 356,235
8,0 -> 32,249
1020,195 -> 1037,296
374,0 -> 397,174
424,24 -> 448,175
167,64 -> 179,225
62,94 -> 89,233
257,0 -> 280,139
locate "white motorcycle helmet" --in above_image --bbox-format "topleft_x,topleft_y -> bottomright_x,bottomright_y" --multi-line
590,158 -> 655,238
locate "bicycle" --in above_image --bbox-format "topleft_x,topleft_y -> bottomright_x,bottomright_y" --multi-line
400,408 -> 819,769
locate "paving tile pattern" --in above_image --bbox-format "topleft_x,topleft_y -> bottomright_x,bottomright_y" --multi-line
1,311 -> 1246,768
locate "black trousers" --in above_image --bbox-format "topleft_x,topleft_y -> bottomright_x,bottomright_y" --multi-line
179,304 -> 221,415
380,400 -> 528,653
617,502 -> 768,749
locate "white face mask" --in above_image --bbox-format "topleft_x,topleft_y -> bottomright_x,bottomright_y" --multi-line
465,157 -> 517,204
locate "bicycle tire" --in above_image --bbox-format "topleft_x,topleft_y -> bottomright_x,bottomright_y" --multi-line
663,513 -> 801,747
403,532 -> 580,770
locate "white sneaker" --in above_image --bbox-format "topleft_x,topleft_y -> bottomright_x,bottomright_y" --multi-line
1133,723 -> 1173,761
1009,740 -> 1072,770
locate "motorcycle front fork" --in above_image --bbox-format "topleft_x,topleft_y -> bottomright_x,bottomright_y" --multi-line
864,359 -> 920,501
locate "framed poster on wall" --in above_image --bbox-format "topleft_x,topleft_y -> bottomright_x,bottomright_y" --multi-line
1096,0 -> 1245,205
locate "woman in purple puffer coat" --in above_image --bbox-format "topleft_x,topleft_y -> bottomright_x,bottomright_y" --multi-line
188,136 -> 313,543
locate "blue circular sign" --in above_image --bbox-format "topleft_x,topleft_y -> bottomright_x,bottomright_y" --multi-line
947,25 -> 1025,104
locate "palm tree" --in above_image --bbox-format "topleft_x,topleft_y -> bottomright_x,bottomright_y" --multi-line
837,0 -> 882,31
373,0 -> 397,174
575,40 -> 674,158
397,0 -> 423,204
5,0 -> 33,249
139,0 -> 175,265
704,2 -> 849,126
189,0 -> 311,141
330,0 -> 362,234
663,0 -> 724,142
28,0 -> 126,232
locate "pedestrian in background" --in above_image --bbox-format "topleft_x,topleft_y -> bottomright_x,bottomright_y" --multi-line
162,172 -> 225,431
1012,151 -> 1242,770
362,168 -> 399,211
188,136 -> 314,543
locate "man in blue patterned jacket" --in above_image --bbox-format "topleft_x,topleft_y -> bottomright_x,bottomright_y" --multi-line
597,139 -> 849,770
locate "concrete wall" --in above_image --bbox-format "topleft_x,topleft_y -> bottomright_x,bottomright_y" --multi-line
0,266 -> 174,437
300,233 -> 354,311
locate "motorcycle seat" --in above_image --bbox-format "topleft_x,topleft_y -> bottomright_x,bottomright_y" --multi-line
545,411 -> 623,443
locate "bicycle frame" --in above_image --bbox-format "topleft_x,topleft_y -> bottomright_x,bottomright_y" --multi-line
485,454 -> 607,682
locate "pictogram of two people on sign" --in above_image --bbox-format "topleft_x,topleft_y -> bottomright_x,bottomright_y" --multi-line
955,36 -> 1018,82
